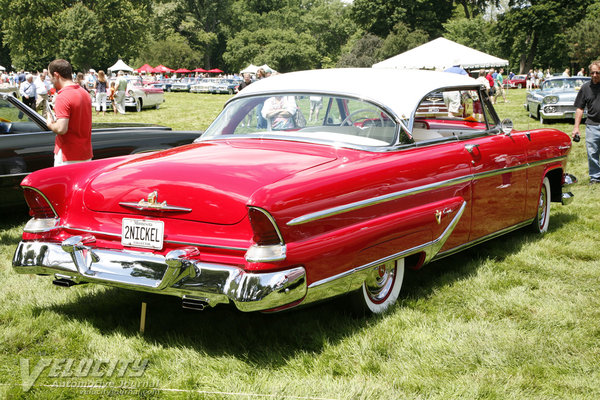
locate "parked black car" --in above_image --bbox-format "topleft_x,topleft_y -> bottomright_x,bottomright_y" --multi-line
0,93 -> 201,207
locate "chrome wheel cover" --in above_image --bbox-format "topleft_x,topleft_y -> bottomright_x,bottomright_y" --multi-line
364,261 -> 396,303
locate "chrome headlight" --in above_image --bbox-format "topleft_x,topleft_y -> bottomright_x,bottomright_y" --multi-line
543,96 -> 558,104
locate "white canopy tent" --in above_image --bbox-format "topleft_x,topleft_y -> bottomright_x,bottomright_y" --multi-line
108,59 -> 133,73
0,65 -> 5,71
372,37 -> 508,71
240,63 -> 277,75
240,64 -> 259,74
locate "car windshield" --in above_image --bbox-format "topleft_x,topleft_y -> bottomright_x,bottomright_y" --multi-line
201,94 -> 398,147
542,78 -> 589,90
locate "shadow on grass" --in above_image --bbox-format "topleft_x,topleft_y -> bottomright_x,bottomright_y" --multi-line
33,211 -> 578,364
401,210 -> 578,303
39,285 -> 366,366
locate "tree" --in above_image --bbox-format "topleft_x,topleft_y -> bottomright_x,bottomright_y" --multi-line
350,0 -> 455,39
495,0 -> 592,73
132,33 -> 203,68
55,4 -> 105,71
566,3 -> 600,69
377,23 -> 428,61
223,28 -> 319,72
336,33 -> 383,68
0,0 -> 152,71
443,16 -> 496,55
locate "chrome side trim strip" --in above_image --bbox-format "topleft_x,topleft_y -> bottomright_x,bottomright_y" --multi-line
308,201 -> 467,290
287,156 -> 566,227
432,219 -> 533,261
288,176 -> 473,226
0,172 -> 29,179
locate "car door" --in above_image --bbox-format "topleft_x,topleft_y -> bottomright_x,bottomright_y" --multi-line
462,100 -> 529,241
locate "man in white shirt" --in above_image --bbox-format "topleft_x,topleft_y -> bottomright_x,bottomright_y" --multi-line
20,74 -> 37,109
35,70 -> 52,118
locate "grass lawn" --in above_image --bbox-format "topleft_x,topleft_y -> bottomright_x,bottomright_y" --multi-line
1,89 -> 599,399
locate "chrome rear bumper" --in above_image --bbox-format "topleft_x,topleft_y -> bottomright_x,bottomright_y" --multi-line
12,236 -> 306,312
562,173 -> 577,205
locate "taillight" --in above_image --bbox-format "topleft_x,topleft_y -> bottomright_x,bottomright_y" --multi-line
248,207 -> 281,245
23,188 -> 57,219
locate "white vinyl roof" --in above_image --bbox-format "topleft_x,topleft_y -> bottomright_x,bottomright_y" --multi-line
232,68 -> 481,120
373,37 -> 509,70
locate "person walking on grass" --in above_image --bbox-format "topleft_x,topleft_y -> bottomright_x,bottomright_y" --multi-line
573,60 -> 600,184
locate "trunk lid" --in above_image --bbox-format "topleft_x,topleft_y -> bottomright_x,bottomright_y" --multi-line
83,140 -> 337,224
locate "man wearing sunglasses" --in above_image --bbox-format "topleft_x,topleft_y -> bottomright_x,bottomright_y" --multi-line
573,60 -> 600,184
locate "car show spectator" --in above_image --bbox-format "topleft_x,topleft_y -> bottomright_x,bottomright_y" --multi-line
562,68 -> 571,77
108,81 -> 117,114
494,68 -> 508,103
577,67 -> 585,76
262,96 -> 297,130
114,71 -> 128,114
573,60 -> 600,184
19,73 -> 37,109
95,70 -> 108,116
486,70 -> 496,99
46,58 -> 92,167
34,69 -> 52,118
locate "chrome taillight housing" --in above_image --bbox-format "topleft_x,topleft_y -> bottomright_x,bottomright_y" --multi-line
22,187 -> 60,233
245,207 -> 286,262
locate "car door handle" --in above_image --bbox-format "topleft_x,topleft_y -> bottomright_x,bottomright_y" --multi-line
465,144 -> 479,154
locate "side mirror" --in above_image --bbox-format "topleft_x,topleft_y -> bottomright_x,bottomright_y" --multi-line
501,118 -> 513,136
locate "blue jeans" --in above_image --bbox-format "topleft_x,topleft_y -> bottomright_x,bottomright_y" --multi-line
586,124 -> 600,180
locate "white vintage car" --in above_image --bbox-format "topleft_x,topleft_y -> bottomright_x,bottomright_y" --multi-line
91,77 -> 165,112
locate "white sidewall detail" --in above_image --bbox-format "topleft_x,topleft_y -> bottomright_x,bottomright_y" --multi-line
361,258 -> 405,314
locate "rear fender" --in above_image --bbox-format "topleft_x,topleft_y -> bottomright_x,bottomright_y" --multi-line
281,196 -> 466,285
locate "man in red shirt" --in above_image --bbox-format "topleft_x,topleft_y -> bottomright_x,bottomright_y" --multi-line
47,59 -> 92,166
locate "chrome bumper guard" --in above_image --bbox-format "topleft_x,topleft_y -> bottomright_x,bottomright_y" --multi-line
12,236 -> 306,312
562,173 -> 577,205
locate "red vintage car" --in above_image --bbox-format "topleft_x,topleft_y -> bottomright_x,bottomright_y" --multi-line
506,74 -> 527,89
13,69 -> 576,315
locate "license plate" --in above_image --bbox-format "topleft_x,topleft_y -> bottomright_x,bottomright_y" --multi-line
121,218 -> 164,250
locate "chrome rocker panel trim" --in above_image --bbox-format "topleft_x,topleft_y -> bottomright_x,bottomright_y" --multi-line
303,201 -> 467,306
12,237 -> 306,313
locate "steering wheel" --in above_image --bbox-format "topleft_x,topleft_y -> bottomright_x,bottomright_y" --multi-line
340,108 -> 385,128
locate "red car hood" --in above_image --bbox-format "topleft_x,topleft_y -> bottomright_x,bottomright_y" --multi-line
83,141 -> 337,224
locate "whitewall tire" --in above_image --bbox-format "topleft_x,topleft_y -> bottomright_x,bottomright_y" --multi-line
352,258 -> 404,314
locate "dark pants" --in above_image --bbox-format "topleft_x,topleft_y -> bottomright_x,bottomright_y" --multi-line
23,96 -> 36,110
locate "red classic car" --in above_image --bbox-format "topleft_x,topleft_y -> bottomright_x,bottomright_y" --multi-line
13,69 -> 576,315
506,74 -> 527,89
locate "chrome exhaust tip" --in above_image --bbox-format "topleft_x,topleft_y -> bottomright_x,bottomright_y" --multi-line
52,278 -> 79,287
182,296 -> 209,311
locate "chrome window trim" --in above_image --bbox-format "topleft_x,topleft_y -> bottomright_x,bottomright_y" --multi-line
287,156 -> 566,226
205,91 -> 407,149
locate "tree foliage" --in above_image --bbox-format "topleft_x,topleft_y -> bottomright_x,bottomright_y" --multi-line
350,0 -> 455,39
495,0 -> 593,73
1,0 -> 599,74
566,3 -> 600,69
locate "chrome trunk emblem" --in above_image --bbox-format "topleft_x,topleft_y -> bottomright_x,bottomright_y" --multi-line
119,191 -> 192,212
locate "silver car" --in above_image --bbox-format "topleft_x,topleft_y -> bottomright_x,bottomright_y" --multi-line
525,76 -> 590,124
